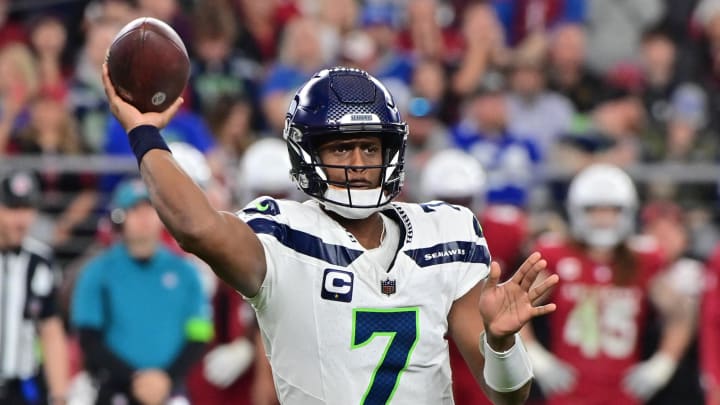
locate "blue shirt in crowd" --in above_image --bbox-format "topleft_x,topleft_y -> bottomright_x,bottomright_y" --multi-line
71,243 -> 210,370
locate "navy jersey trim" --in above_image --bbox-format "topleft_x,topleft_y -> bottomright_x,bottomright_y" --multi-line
247,218 -> 364,267
404,241 -> 490,267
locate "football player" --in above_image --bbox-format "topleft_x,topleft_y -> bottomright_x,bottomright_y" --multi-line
521,164 -> 694,405
165,141 -> 279,405
102,65 -> 558,404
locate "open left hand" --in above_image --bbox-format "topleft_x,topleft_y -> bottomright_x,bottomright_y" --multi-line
479,252 -> 558,350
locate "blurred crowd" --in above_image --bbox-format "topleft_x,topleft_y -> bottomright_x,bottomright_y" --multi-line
1,0 -> 720,404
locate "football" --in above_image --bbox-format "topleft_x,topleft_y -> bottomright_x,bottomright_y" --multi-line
106,17 -> 190,113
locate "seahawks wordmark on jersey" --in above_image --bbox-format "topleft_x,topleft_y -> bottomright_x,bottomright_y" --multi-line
238,197 -> 491,405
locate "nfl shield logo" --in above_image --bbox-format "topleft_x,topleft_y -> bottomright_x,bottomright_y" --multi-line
380,278 -> 396,296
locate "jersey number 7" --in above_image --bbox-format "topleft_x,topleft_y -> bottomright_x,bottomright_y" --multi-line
351,307 -> 420,404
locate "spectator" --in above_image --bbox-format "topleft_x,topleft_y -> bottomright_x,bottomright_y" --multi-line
506,53 -> 576,158
82,0 -> 137,26
0,0 -> 28,48
8,93 -> 98,266
585,0 -> 665,74
522,164 -> 695,405
0,170 -> 69,405
356,2 -> 415,85
638,28 -> 707,162
546,23 -> 604,113
204,94 -> 259,186
68,18 -> 121,153
410,58 -> 455,123
397,0 -> 463,63
491,0 -> 586,47
70,178 -> 211,405
451,72 -> 542,208
28,15 -> 69,101
232,0 -> 300,65
188,0 -> 260,117
556,90 -> 646,171
451,3 -> 509,98
643,80 -> 716,162
0,43 -> 39,153
300,0 -> 358,36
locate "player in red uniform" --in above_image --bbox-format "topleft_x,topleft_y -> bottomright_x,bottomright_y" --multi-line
521,164 -> 693,405
702,245 -> 720,405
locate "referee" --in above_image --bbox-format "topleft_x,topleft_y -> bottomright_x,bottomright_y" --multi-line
0,170 -> 69,405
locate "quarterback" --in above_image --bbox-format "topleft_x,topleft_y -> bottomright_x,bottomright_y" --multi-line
102,65 -> 558,404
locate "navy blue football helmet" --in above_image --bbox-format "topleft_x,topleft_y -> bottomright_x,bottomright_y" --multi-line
283,67 -> 408,208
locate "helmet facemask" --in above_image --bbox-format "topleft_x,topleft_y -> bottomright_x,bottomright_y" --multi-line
283,67 -> 408,219
286,125 -> 407,219
569,205 -> 635,249
566,163 -> 638,249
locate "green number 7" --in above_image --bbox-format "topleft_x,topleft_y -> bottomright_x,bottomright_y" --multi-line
351,307 -> 420,405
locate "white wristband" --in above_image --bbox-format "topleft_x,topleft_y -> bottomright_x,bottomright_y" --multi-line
480,332 -> 534,393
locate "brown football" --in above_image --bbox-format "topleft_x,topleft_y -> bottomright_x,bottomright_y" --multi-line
106,17 -> 189,113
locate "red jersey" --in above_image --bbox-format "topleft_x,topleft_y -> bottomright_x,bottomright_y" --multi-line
480,205 -> 528,278
448,205 -> 528,405
186,282 -> 256,405
536,236 -> 664,405
701,245 -> 720,401
448,340 -> 493,405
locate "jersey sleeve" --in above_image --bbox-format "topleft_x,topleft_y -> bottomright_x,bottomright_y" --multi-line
235,197 -> 287,311
71,258 -> 105,329
453,207 -> 492,300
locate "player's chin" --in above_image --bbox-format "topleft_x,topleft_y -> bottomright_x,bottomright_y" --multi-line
349,183 -> 376,190
328,183 -> 377,190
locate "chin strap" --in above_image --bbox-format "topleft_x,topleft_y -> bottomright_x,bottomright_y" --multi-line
321,200 -> 387,219
319,187 -> 391,219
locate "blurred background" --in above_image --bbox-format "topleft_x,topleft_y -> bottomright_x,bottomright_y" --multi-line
1,0 -> 720,404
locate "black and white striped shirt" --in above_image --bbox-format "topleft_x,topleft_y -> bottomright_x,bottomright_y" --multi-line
0,237 -> 60,380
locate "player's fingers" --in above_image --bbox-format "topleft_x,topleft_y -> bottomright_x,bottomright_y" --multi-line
159,97 -> 184,125
520,259 -> 546,291
483,261 -> 502,291
531,302 -> 556,318
101,63 -> 117,100
511,251 -> 541,285
529,274 -> 558,305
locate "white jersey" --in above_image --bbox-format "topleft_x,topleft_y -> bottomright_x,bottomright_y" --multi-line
238,198 -> 491,405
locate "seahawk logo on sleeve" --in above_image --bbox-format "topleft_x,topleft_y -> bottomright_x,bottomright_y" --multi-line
243,199 -> 281,216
